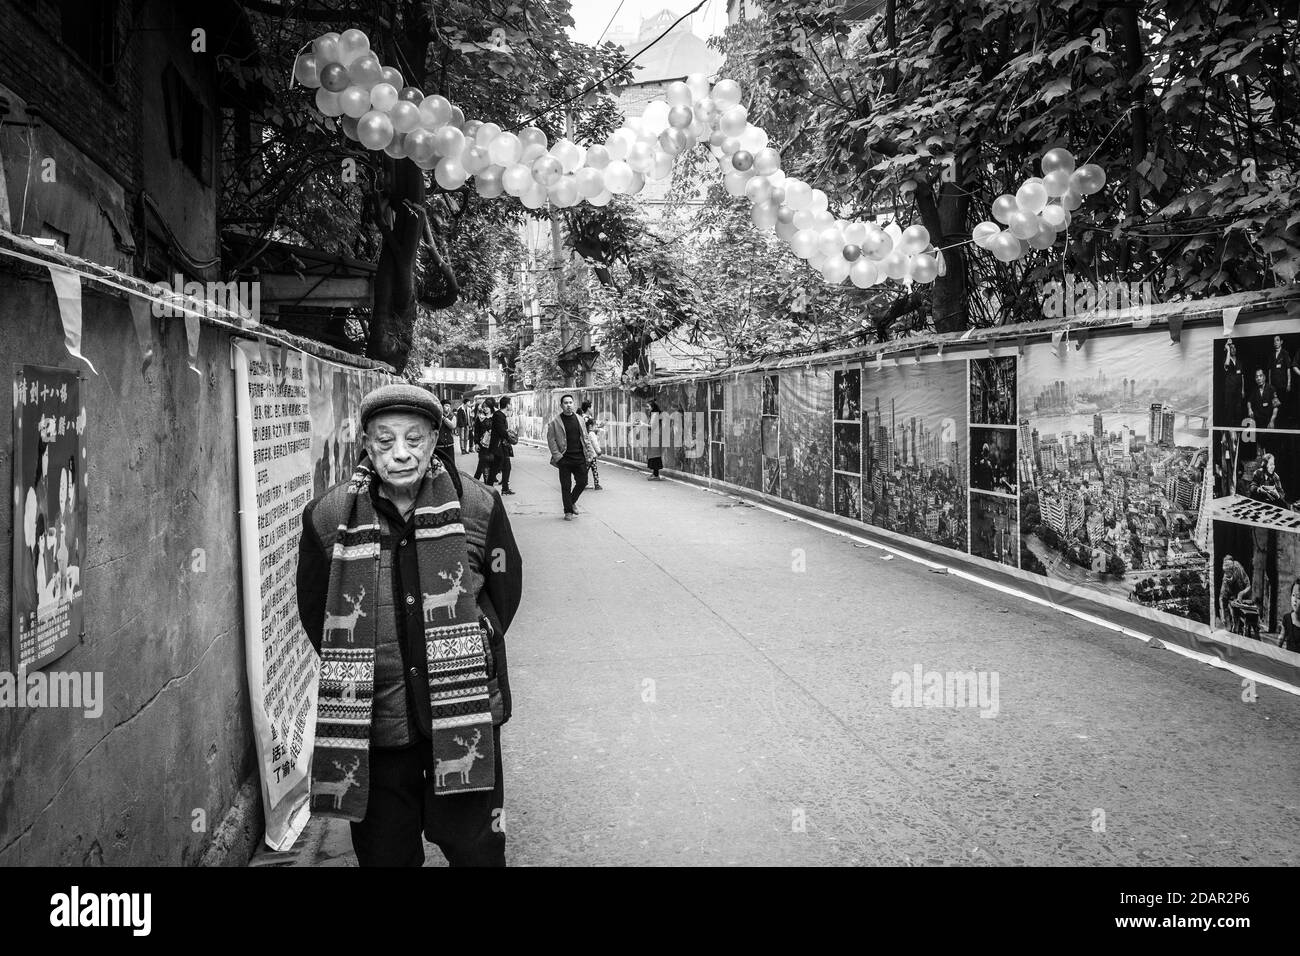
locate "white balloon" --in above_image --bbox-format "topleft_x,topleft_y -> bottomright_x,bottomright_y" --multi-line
588,189 -> 613,207
650,151 -> 676,181
822,256 -> 850,284
604,160 -> 634,194
549,176 -> 579,207
971,221 -> 1001,249
817,226 -> 845,258
843,222 -> 868,245
723,170 -> 751,196
488,131 -> 522,166
369,82 -> 398,112
434,158 -> 468,190
712,78 -> 742,107
642,100 -> 672,135
503,164 -> 533,196
575,167 -> 605,198
808,189 -> 829,213
522,181 -> 548,209
850,259 -> 879,289
666,80 -> 693,107
784,179 -> 812,210
686,72 -> 711,102
739,124 -> 768,153
585,144 -> 611,170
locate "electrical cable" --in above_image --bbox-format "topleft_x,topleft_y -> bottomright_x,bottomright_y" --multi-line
504,0 -> 709,132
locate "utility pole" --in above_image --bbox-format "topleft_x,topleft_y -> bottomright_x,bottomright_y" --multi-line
551,110 -> 574,387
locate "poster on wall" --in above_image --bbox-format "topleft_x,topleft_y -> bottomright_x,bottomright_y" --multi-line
11,365 -> 86,670
231,339 -> 391,850
1210,326 -> 1300,652
1018,331 -> 1212,625
832,367 -> 862,519
779,368 -> 832,510
860,361 -> 968,552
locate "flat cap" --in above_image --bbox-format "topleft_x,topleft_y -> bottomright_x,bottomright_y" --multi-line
360,383 -> 442,429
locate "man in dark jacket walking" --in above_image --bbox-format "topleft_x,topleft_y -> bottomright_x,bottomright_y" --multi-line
455,400 -> 471,454
296,384 -> 523,867
490,396 -> 515,495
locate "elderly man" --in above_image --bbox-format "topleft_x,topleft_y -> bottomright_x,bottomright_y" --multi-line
296,383 -> 522,867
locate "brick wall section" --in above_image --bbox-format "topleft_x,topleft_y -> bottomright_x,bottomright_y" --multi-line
0,1 -> 141,197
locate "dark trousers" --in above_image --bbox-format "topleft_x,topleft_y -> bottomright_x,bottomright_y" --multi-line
474,449 -> 495,484
492,452 -> 512,491
349,728 -> 505,867
558,457 -> 588,513
459,426 -> 470,454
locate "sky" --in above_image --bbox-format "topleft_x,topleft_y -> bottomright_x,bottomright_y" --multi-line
566,0 -> 728,46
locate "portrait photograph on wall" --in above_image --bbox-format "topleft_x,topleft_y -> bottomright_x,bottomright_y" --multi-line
970,426 -> 1018,495
1213,521 -> 1300,652
11,365 -> 86,671
1017,332 -> 1212,624
834,422 -> 862,474
1210,428 -> 1300,530
1213,331 -> 1299,430
970,356 -> 1017,426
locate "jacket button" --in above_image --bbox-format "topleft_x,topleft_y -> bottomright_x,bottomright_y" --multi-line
405,594 -> 415,606
399,538 -> 408,547
409,667 -> 419,679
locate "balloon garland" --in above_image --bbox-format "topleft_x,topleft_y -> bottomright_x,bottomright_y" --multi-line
295,29 -> 1109,289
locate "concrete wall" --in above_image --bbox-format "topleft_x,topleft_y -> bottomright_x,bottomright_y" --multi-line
0,266 -> 252,865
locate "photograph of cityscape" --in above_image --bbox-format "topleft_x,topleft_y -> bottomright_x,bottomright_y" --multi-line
835,472 -> 863,521
861,362 -> 968,552
971,491 -> 1019,567
777,370 -> 833,512
1017,334 -> 1212,622
970,356 -> 1017,426
835,368 -> 861,421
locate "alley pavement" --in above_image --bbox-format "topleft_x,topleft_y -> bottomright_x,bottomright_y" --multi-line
255,443 -> 1300,867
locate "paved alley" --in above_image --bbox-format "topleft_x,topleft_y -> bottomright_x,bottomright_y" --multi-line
265,443 -> 1300,867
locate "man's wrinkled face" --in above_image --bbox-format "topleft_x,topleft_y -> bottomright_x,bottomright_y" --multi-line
1256,370 -> 1266,386
561,396 -> 575,414
365,412 -> 434,493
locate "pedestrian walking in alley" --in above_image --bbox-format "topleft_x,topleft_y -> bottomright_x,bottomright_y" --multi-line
547,393 -> 594,519
435,400 -> 458,484
492,396 -> 516,495
579,400 -> 603,490
295,383 -> 523,867
455,399 -> 471,454
638,400 -> 665,479
473,399 -> 497,484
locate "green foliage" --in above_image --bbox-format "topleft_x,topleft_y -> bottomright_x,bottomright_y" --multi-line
722,0 -> 1299,333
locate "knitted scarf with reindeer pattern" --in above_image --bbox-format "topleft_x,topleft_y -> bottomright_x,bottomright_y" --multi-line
311,454 -> 495,822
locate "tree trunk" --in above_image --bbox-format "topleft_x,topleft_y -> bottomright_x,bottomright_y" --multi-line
916,177 -> 969,333
367,157 -> 424,371
1117,3 -> 1148,276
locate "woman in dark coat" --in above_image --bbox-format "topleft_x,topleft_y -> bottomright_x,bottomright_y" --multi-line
473,399 -> 497,483
643,400 -> 664,480
1222,339 -> 1246,427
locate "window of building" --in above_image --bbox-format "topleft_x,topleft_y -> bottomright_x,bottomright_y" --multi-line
162,63 -> 213,185
60,0 -> 119,86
